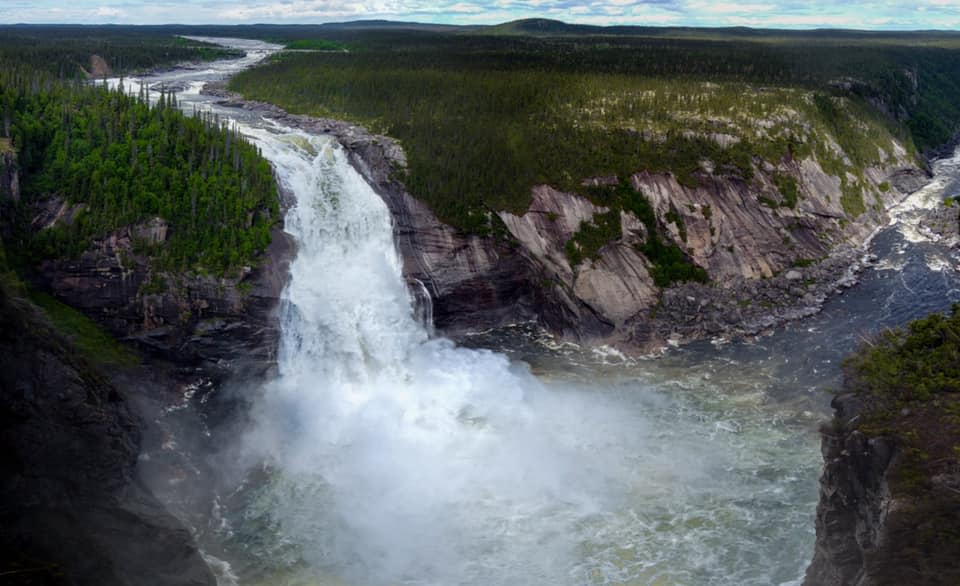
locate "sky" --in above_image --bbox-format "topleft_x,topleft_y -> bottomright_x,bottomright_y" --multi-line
3,0 -> 959,30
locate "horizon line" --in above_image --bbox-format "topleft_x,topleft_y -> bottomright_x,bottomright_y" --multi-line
1,18 -> 959,34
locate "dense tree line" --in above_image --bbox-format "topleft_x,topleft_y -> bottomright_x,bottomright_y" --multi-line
228,29 -> 960,285
1,63 -> 278,275
229,34 -> 919,223
0,27 -> 239,79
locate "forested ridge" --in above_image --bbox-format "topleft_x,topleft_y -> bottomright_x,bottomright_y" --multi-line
228,27 -> 956,283
0,32 -> 278,276
0,26 -> 240,79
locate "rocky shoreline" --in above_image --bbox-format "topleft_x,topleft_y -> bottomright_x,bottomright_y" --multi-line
201,82 -> 935,354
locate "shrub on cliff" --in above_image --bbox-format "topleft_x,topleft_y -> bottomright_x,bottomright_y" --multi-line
843,305 -> 960,497
845,305 -> 960,403
565,184 -> 708,287
833,305 -> 960,583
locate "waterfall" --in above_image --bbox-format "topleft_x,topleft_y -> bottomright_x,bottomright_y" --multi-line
408,277 -> 435,335
226,119 -> 821,586
236,123 -> 647,584
108,38 -> 960,586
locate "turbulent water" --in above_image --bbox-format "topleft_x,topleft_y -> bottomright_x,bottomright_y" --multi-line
119,41 -> 960,586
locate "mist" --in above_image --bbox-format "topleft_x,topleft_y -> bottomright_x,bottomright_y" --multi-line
223,123 -> 814,585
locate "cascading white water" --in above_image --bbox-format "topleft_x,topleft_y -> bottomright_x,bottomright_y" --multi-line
240,125 -> 625,583
111,38 -> 960,586
229,123 -> 819,586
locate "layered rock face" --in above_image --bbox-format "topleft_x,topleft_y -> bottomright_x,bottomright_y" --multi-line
0,282 -> 214,586
336,120 -> 928,350
805,395 -> 960,586
342,135 -> 596,338
32,217 -> 292,376
208,86 -> 930,351
804,394 -> 896,586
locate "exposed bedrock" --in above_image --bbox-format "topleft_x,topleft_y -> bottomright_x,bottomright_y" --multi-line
805,393 -> 960,586
31,216 -> 292,377
25,83 -> 933,355
0,283 -> 215,586
316,105 -> 930,351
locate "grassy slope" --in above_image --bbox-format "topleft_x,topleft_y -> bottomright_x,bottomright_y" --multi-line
27,290 -> 139,367
1,242 -> 136,367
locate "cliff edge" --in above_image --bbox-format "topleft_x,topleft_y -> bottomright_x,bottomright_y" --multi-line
0,277 -> 215,586
805,306 -> 960,585
204,85 -> 932,351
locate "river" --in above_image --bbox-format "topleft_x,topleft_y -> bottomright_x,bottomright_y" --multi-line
112,39 -> 960,586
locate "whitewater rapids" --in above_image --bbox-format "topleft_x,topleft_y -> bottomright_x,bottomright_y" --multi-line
225,125 -> 818,586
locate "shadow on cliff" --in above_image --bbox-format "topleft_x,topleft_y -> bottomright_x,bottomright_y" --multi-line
0,277 -> 216,586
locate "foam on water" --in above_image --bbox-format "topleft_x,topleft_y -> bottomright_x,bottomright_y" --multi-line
105,37 -> 960,586
225,123 -> 819,586
890,147 -> 960,245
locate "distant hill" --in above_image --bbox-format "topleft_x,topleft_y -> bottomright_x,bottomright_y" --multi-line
316,19 -> 466,32
5,20 -> 960,44
479,17 -> 960,41
485,18 -> 594,35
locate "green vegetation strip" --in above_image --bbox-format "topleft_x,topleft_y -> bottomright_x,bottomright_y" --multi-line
284,39 -> 347,51
566,184 -> 708,287
844,306 -> 960,493
27,290 -> 138,366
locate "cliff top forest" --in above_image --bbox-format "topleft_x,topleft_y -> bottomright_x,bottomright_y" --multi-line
2,22 -> 959,290
227,22 -> 960,238
0,29 -> 279,277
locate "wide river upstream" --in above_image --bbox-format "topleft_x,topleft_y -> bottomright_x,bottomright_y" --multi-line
115,40 -> 960,586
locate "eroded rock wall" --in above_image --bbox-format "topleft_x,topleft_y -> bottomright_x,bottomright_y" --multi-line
0,282 -> 215,586
805,394 -> 960,586
206,86 -> 931,351
313,93 -> 928,350
33,218 -> 292,376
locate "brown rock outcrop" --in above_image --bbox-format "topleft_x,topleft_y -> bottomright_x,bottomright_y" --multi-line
35,220 -> 292,376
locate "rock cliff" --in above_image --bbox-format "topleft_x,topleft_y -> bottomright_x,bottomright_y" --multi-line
806,394 -> 960,586
31,215 -> 292,378
207,85 -> 931,351
0,148 -> 19,206
0,279 -> 215,586
805,308 -> 960,586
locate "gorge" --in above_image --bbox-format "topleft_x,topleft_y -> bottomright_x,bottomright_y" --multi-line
2,31 -> 960,586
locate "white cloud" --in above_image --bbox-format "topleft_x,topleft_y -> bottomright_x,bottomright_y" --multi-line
447,3 -> 484,13
2,0 -> 959,29
723,13 -> 859,27
687,1 -> 776,13
95,5 -> 125,17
